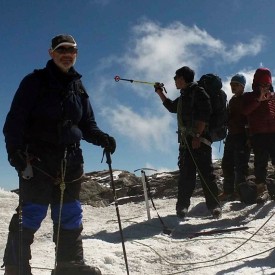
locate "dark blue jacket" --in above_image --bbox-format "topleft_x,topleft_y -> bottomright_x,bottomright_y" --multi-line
3,60 -> 106,153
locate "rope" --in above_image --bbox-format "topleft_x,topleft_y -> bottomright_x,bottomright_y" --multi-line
164,246 -> 275,275
32,164 -> 84,184
131,208 -> 275,273
182,134 -> 221,208
52,149 -> 67,274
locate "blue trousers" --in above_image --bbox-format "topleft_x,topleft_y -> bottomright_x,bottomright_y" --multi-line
3,145 -> 85,267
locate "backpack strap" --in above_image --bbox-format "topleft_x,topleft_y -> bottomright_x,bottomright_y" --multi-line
178,84 -> 211,147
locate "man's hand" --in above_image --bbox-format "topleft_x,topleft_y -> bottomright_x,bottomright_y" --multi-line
8,150 -> 27,172
101,135 -> 116,154
258,87 -> 272,101
154,82 -> 163,93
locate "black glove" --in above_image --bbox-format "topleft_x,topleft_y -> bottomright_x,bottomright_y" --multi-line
154,82 -> 163,92
8,150 -> 27,172
100,134 -> 116,154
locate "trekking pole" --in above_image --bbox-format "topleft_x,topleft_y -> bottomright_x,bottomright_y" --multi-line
104,150 -> 130,275
18,178 -> 23,275
134,168 -> 172,235
114,75 -> 167,93
53,149 -> 67,275
134,168 -> 157,220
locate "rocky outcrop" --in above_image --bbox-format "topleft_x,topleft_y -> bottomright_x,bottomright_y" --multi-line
11,157 -> 275,207
80,156 -> 275,207
80,160 -> 223,207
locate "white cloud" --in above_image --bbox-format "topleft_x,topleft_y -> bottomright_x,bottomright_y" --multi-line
222,37 -> 264,63
92,20 -> 265,152
120,21 -> 264,90
101,105 -> 175,151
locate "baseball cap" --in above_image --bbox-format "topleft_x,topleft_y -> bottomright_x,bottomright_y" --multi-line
51,34 -> 77,51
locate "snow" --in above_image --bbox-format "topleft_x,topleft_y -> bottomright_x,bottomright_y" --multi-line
0,188 -> 275,275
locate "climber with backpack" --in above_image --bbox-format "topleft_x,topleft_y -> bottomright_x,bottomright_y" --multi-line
2,34 -> 116,275
154,66 -> 221,219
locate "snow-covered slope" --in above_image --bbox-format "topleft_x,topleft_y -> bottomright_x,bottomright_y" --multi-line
0,189 -> 275,275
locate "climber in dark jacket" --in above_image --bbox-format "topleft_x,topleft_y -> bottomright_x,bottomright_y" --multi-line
2,34 -> 115,275
154,66 -> 221,219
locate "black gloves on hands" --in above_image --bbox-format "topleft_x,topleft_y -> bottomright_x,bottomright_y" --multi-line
8,149 -> 27,172
154,82 -> 163,92
100,134 -> 116,154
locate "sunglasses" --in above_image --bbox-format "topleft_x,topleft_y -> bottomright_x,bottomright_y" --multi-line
54,47 -> 78,54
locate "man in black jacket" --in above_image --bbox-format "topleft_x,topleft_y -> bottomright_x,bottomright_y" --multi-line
3,34 -> 115,275
154,66 -> 221,219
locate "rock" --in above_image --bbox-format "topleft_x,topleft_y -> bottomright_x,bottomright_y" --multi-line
11,155 -> 275,207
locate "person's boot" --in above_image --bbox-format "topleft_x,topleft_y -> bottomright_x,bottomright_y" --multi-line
256,183 -> 270,204
4,265 -> 32,275
210,207 -> 222,219
51,260 -> 102,275
218,192 -> 234,201
176,207 -> 188,219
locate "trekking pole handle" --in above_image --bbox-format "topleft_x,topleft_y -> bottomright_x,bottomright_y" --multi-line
115,75 -> 167,93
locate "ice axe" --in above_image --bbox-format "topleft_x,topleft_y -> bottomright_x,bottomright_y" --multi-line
114,75 -> 167,93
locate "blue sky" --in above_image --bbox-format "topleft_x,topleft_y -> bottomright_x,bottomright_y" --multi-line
1,0 -> 274,190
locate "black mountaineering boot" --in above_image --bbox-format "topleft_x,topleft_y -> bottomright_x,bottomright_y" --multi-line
210,207 -> 222,219
256,183 -> 270,204
51,261 -> 102,275
176,207 -> 188,219
4,265 -> 33,275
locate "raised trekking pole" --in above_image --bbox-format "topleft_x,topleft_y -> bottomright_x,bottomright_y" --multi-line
114,75 -> 167,93
104,150 -> 130,275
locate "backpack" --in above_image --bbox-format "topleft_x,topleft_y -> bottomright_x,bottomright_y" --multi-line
197,73 -> 228,142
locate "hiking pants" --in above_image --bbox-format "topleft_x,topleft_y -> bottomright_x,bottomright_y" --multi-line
177,136 -> 219,210
3,145 -> 85,268
221,133 -> 250,193
251,133 -> 275,184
